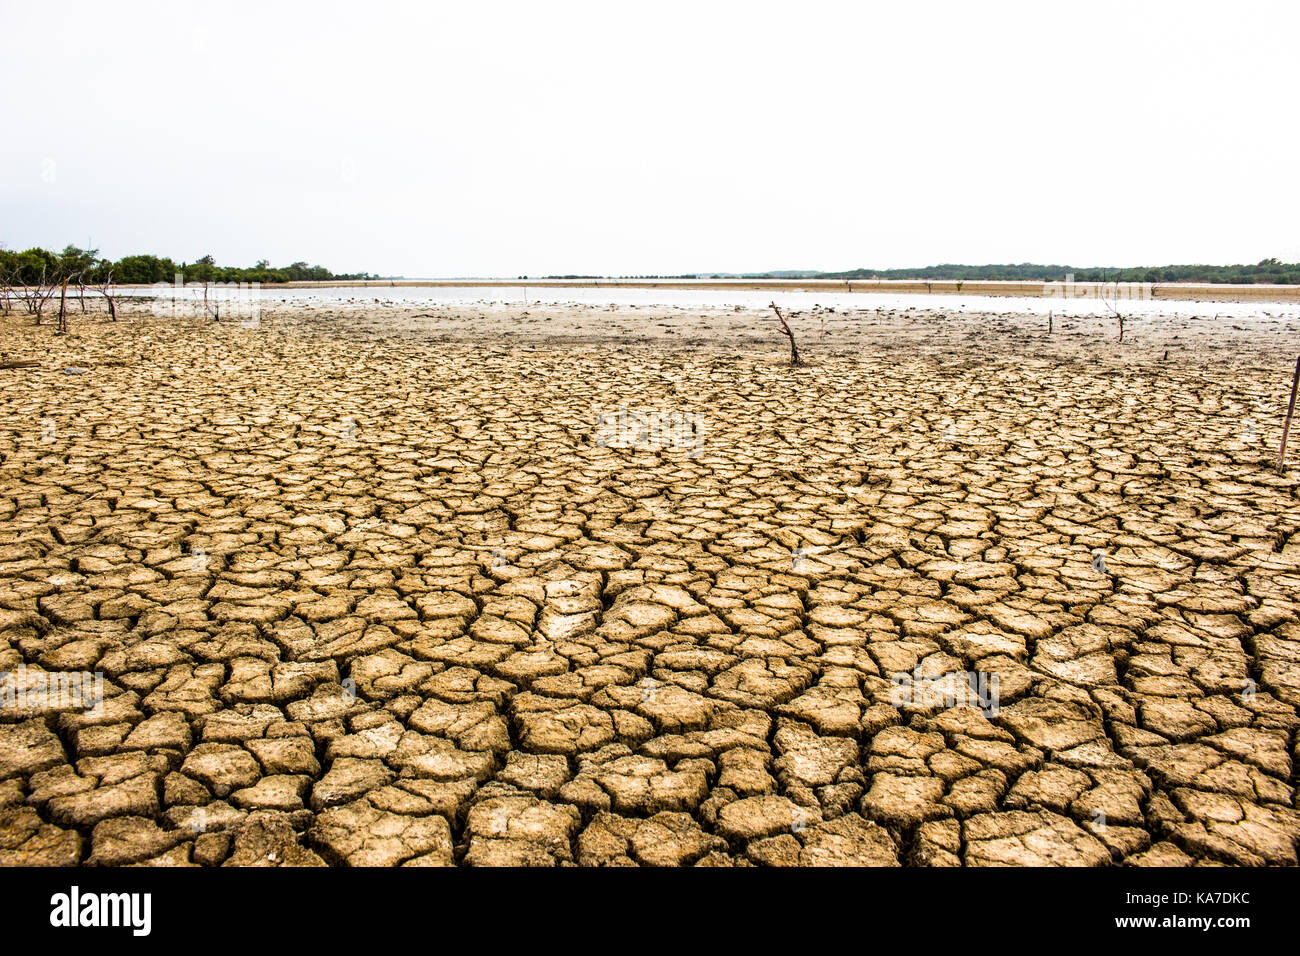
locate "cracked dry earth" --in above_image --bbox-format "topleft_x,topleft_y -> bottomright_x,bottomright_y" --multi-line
1,300 -> 1299,868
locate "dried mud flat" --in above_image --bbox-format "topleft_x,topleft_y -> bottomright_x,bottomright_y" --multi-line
1,300 -> 1299,867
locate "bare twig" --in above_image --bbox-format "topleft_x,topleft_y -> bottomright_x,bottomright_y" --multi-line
204,280 -> 220,321
13,265 -> 59,324
55,269 -> 86,334
1096,271 -> 1125,341
97,269 -> 118,321
769,301 -> 802,366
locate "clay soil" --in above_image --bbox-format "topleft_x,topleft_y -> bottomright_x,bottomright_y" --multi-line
1,299 -> 1297,867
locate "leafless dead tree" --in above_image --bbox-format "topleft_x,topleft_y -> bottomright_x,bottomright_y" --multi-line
12,266 -> 59,324
97,269 -> 118,321
769,301 -> 802,366
1097,274 -> 1125,342
204,281 -> 221,321
196,280 -> 224,321
55,272 -> 83,334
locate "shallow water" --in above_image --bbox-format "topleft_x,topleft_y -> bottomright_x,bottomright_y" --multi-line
122,282 -> 1300,322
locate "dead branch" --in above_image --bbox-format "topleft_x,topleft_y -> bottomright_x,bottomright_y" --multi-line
55,269 -> 86,334
1096,273 -> 1125,342
98,269 -> 118,321
12,265 -> 59,324
204,280 -> 220,321
769,301 -> 803,366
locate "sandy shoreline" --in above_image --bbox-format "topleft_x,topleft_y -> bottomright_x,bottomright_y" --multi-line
1,301 -> 1298,867
97,277 -> 1300,304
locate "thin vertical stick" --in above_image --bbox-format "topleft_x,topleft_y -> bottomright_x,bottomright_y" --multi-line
57,276 -> 68,333
1278,355 -> 1300,474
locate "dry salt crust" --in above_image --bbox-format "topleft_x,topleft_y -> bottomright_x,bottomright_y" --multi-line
1,298 -> 1299,868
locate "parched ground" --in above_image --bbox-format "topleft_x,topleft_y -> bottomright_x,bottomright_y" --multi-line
1,299 -> 1299,867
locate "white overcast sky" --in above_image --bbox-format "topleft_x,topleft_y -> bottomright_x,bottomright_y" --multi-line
2,1 -> 1297,276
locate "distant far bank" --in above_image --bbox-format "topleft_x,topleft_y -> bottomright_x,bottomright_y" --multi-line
239,276 -> 1300,303
679,259 -> 1300,286
9,247 -> 1299,291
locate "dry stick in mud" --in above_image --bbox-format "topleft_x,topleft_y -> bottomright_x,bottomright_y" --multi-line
55,275 -> 69,334
202,281 -> 212,321
55,269 -> 84,334
98,270 -> 117,321
1278,354 -> 1300,474
769,301 -> 802,366
203,280 -> 221,321
1096,272 -> 1125,342
1099,296 -> 1124,341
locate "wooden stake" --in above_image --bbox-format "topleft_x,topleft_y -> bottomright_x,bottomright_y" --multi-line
57,277 -> 68,334
1278,354 -> 1300,474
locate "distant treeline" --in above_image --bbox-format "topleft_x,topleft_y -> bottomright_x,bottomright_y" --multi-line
0,245 -> 376,285
738,260 -> 1300,285
539,261 -> 1300,283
